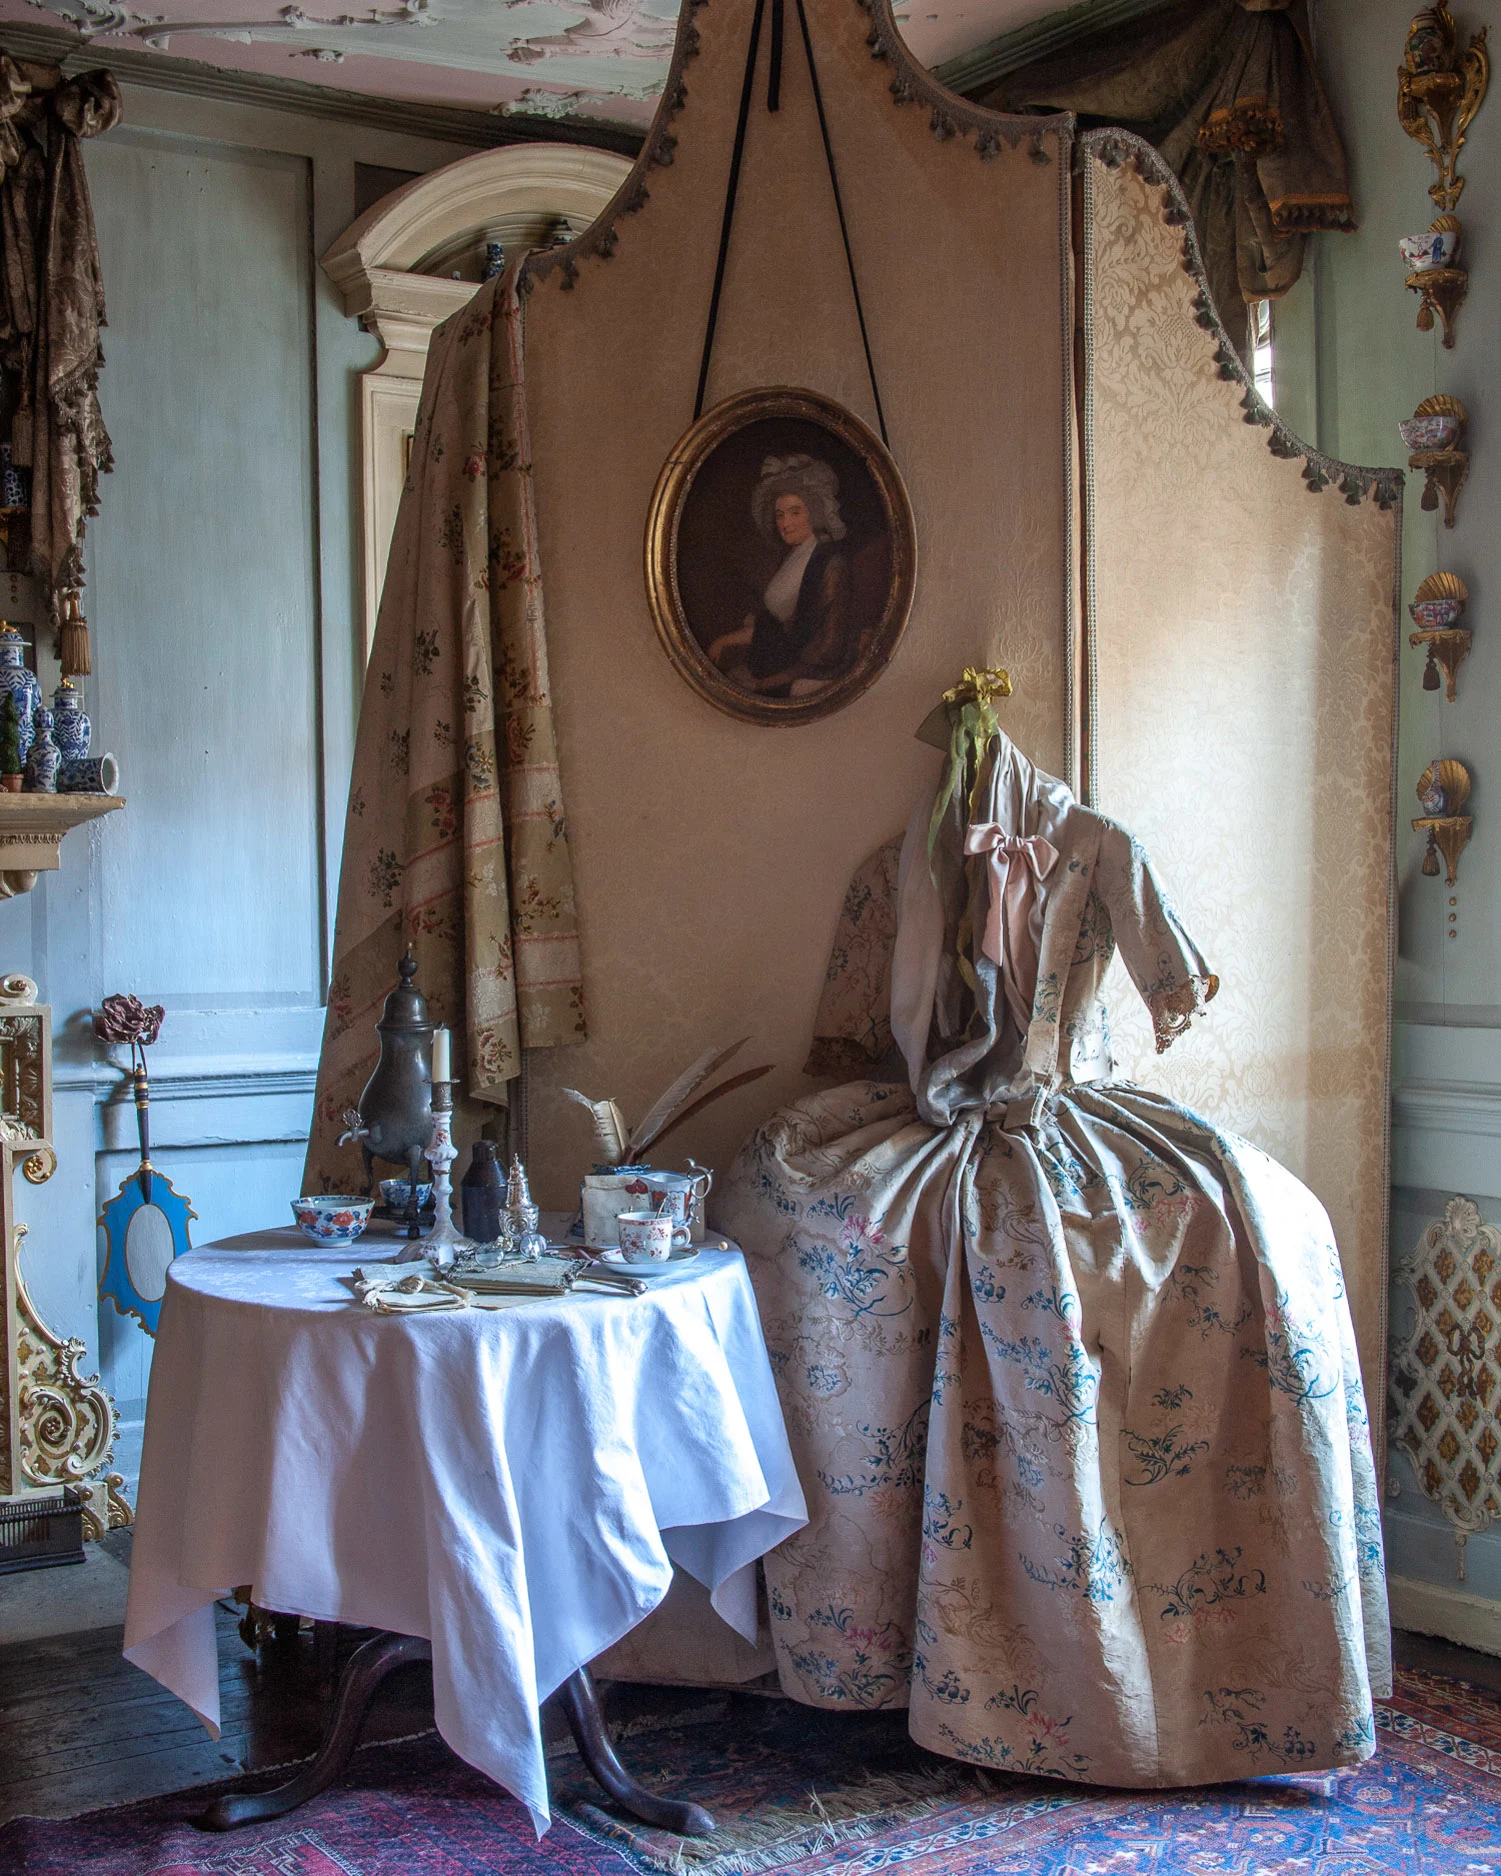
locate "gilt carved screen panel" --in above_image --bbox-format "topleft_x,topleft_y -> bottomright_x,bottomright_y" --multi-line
1082,136 -> 1401,1403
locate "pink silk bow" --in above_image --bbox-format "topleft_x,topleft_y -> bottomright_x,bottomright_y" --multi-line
963,824 -> 1059,1036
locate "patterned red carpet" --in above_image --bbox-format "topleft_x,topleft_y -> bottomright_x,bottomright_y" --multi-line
3,1668 -> 1499,1875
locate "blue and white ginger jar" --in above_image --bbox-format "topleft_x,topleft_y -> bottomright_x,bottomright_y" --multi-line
0,624 -> 39,764
51,681 -> 90,761
22,706 -> 59,793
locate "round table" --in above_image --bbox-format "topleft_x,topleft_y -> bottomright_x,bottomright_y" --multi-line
123,1223 -> 805,1835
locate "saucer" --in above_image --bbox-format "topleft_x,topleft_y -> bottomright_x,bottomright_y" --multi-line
595,1248 -> 697,1280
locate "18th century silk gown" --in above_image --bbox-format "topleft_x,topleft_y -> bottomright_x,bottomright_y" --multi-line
717,728 -> 1389,1786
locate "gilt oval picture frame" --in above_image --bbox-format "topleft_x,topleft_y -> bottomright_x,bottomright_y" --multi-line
645,387 -> 917,726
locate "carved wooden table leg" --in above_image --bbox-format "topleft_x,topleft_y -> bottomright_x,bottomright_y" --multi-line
193,1632 -> 433,1830
313,1617 -> 339,1701
194,1635 -> 714,1838
552,1666 -> 716,1837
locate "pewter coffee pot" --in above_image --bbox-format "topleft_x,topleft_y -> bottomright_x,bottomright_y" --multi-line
339,950 -> 434,1238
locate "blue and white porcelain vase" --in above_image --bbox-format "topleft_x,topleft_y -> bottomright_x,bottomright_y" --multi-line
22,707 -> 59,793
51,680 -> 90,761
0,443 -> 30,512
0,624 -> 39,764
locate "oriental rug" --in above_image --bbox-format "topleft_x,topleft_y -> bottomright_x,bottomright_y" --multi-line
2,1668 -> 1498,1876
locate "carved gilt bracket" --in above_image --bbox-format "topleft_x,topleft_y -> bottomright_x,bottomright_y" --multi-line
1398,6 -> 1491,211
0,974 -> 131,1539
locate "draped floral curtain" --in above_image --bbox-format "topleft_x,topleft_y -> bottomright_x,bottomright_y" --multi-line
0,52 -> 119,611
971,0 -> 1353,357
303,264 -> 585,1194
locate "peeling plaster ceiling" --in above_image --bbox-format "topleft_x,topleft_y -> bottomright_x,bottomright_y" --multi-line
0,0 -> 1067,126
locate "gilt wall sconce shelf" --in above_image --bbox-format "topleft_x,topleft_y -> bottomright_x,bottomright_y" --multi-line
1409,571 -> 1472,698
1402,215 -> 1468,345
1414,756 -> 1473,886
1402,395 -> 1470,526
1399,6 -> 1491,212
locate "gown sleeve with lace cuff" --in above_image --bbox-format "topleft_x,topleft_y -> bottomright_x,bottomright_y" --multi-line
1094,821 -> 1219,1055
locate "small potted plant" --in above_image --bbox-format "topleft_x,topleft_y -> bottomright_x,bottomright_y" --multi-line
0,692 -> 22,791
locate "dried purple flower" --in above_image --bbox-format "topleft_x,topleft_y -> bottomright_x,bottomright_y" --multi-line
96,994 -> 166,1049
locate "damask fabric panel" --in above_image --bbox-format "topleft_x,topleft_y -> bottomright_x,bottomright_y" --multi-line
518,0 -> 1075,1208
1082,146 -> 1398,1411
718,730 -> 1389,1786
303,263 -> 583,1192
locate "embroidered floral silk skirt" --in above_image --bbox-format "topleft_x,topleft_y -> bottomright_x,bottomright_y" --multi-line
718,1076 -> 1389,1786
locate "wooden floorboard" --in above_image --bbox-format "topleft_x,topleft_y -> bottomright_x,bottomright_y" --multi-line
0,1605 -> 438,1823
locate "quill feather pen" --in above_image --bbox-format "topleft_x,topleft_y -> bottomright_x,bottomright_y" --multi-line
646,1064 -> 774,1153
627,1038 -> 749,1157
560,1089 -> 629,1164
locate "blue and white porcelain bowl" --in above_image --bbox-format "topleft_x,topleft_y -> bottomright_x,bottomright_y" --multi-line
291,1194 -> 374,1245
379,1177 -> 434,1213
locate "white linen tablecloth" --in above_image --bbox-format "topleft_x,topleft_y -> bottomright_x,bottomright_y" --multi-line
122,1224 -> 806,1832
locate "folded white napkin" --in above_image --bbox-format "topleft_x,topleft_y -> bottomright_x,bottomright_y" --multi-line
354,1268 -> 470,1312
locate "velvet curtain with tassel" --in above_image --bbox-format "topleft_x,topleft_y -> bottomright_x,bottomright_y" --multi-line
0,52 -> 119,618
973,0 -> 1353,356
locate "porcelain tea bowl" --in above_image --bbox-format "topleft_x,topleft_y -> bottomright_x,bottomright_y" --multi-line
1400,229 -> 1459,272
1409,596 -> 1466,630
1399,414 -> 1460,452
379,1177 -> 434,1213
291,1195 -> 374,1245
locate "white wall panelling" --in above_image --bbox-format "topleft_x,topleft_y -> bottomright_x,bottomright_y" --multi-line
0,81 -> 481,1489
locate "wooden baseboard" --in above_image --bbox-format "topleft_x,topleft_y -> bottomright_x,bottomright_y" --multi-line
1389,1572 -> 1501,1657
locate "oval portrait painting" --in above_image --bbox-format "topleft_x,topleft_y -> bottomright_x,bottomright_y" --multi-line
645,387 -> 916,725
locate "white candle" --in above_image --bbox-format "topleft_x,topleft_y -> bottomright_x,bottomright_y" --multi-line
431,1026 -> 452,1082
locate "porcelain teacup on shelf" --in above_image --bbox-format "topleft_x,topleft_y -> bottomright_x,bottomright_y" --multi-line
1399,228 -> 1459,273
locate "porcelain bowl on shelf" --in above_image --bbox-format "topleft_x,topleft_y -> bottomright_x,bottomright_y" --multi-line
291,1194 -> 374,1245
1399,229 -> 1459,272
379,1177 -> 434,1212
1399,414 -> 1460,452
1409,597 -> 1466,630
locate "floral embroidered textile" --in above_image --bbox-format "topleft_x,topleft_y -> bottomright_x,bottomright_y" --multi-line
720,729 -> 1388,1787
304,263 -> 583,1190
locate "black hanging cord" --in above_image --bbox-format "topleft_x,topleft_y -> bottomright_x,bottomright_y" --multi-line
693,0 -> 889,448
794,0 -> 888,446
694,0 -> 769,422
767,0 -> 784,112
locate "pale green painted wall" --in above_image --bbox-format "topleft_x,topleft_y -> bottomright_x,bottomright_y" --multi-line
1308,0 -> 1501,1627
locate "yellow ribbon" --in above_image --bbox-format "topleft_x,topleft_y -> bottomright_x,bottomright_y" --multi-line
928,667 -> 1015,858
942,667 -> 1013,709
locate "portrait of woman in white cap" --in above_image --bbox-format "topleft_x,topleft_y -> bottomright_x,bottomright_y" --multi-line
706,454 -> 852,699
649,389 -> 915,724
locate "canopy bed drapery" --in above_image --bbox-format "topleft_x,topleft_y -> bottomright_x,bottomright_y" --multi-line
0,50 -> 119,619
972,0 -> 1356,359
304,0 -> 1400,1751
